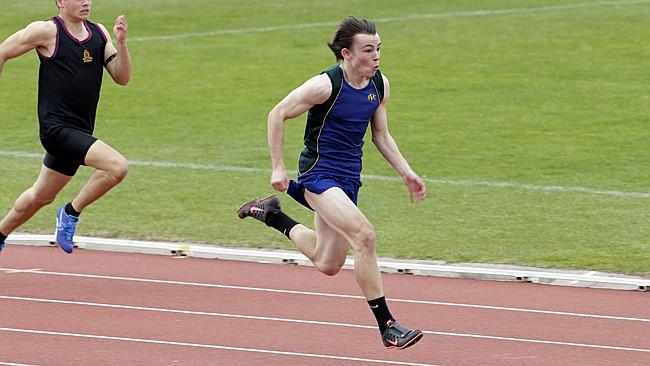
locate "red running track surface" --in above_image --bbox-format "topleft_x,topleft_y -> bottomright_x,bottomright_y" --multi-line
0,244 -> 649,366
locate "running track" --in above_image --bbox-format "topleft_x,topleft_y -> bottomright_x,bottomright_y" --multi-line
1,245 -> 649,365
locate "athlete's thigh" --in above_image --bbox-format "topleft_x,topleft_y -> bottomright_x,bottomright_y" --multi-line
313,211 -> 350,265
33,164 -> 73,198
305,187 -> 371,240
84,140 -> 126,171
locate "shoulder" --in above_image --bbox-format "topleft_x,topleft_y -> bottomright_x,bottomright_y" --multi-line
379,71 -> 389,87
95,22 -> 112,41
379,72 -> 390,100
297,73 -> 332,105
306,73 -> 333,95
24,20 -> 57,39
12,20 -> 57,49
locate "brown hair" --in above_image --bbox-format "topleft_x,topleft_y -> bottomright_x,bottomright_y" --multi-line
327,16 -> 377,61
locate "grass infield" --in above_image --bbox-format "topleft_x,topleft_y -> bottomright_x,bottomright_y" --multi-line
1,0 -> 648,275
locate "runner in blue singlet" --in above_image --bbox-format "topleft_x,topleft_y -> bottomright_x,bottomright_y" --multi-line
239,16 -> 427,350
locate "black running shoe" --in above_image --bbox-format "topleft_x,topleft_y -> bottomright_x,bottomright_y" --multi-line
382,320 -> 423,349
237,195 -> 281,224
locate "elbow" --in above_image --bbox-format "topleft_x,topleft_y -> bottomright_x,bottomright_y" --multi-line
115,75 -> 130,86
267,106 -> 286,126
267,106 -> 281,121
371,136 -> 383,147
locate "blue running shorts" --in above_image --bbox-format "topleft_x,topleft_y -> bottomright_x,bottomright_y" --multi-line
287,174 -> 361,211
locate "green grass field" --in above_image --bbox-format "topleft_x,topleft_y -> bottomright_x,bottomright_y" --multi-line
1,0 -> 648,275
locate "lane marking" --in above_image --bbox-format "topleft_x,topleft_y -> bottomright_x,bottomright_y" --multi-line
1,150 -> 647,198
1,297 -> 649,354
127,0 -> 650,42
1,268 -> 648,323
1,269 -> 41,274
0,363 -> 39,366
426,330 -> 650,353
0,327 -> 438,366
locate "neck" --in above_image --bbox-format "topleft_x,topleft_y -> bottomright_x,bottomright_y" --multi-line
58,14 -> 84,30
341,62 -> 369,89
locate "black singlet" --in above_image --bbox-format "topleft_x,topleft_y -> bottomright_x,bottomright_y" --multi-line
37,16 -> 107,138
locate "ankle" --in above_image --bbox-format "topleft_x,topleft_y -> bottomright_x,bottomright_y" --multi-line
64,203 -> 81,217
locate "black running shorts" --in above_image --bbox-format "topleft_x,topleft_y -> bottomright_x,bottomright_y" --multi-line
40,127 -> 97,176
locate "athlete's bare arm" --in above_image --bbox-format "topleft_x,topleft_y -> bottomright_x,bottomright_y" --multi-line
97,15 -> 130,85
370,75 -> 426,203
0,21 -> 56,77
267,74 -> 331,192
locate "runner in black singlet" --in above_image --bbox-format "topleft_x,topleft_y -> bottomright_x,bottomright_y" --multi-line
0,0 -> 131,254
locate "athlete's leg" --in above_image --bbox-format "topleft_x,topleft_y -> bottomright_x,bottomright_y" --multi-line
305,187 -> 423,349
304,187 -> 383,300
71,140 -> 128,212
289,213 -> 350,276
286,223 -> 317,261
0,165 -> 72,235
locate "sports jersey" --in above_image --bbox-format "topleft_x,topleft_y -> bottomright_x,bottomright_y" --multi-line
297,65 -> 384,179
37,16 -> 107,137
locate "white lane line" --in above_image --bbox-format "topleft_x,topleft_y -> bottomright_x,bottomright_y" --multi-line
0,295 -> 376,330
1,268 -> 647,323
127,0 -> 650,42
426,330 -> 650,353
0,363 -> 39,366
1,296 -> 649,354
1,150 -> 647,198
1,269 -> 42,274
0,327 -> 438,366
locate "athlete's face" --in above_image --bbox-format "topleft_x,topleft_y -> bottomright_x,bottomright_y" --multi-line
343,33 -> 381,78
57,0 -> 92,20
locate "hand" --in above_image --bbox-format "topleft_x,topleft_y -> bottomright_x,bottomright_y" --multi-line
403,173 -> 426,203
113,15 -> 128,44
270,169 -> 289,192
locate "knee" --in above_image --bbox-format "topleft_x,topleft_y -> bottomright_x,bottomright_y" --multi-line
32,194 -> 56,207
30,186 -> 57,207
315,262 -> 342,277
314,257 -> 345,276
109,157 -> 129,182
353,224 -> 377,254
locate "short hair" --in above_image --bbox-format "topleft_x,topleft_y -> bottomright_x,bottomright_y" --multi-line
327,16 -> 377,62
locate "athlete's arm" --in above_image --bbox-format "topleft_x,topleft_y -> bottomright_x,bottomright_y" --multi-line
370,75 -> 426,203
98,15 -> 131,86
267,73 -> 331,192
0,21 -> 55,77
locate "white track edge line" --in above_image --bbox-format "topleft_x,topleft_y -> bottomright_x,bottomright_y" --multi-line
1,150 -> 647,198
1,268 -> 647,323
1,297 -> 648,354
127,1 -> 650,42
0,327 -> 438,366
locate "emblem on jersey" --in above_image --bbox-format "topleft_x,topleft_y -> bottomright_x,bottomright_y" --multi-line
82,49 -> 93,63
368,93 -> 377,102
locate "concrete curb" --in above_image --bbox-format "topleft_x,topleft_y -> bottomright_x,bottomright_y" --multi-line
6,233 -> 650,292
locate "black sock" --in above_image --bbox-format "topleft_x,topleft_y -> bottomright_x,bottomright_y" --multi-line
265,211 -> 299,239
0,231 -> 7,243
368,296 -> 394,334
64,203 -> 80,217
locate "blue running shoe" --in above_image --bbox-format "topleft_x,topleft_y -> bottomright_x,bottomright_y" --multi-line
55,204 -> 78,254
0,241 -> 5,253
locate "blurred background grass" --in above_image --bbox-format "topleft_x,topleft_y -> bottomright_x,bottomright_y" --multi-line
1,0 -> 648,274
